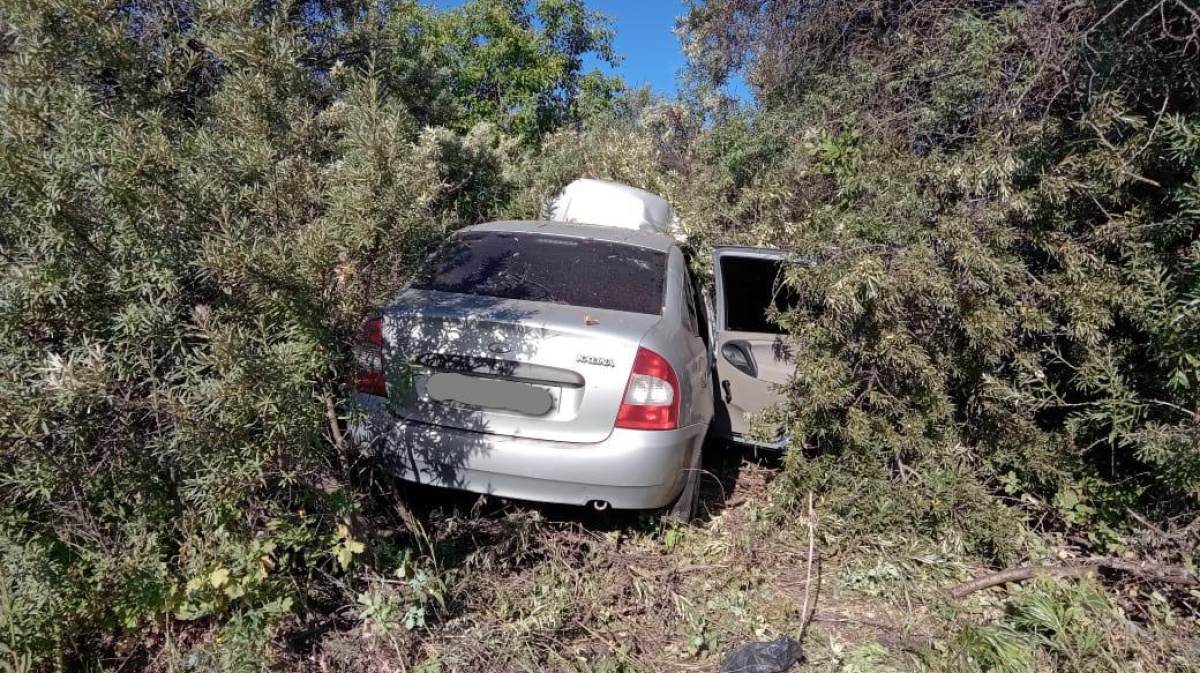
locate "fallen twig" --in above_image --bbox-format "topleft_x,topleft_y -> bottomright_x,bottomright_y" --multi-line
626,563 -> 729,579
950,557 -> 1200,598
799,492 -> 818,637
1128,508 -> 1167,536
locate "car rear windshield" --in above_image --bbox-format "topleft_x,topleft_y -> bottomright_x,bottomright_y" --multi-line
410,231 -> 668,315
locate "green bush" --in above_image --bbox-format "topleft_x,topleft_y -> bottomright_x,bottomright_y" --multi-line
663,0 -> 1200,557
0,0 -> 617,665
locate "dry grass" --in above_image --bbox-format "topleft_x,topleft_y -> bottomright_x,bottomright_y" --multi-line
269,450 -> 1199,673
281,453 -> 942,673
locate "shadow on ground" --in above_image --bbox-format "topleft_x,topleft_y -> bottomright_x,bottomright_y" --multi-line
386,438 -> 783,539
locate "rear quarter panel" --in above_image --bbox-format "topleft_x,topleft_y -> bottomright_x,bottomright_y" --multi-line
641,246 -> 713,429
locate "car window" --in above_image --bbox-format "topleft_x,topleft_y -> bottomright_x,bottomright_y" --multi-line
411,231 -> 668,315
719,256 -> 802,334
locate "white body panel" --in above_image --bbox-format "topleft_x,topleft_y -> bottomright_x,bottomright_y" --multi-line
545,178 -> 681,238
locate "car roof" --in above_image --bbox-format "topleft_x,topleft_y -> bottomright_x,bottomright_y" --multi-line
464,220 -> 679,253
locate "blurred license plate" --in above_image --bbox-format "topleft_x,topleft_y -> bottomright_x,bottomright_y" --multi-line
426,373 -> 554,416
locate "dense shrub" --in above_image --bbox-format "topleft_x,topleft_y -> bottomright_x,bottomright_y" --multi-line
0,0 -> 616,665
672,0 -> 1200,555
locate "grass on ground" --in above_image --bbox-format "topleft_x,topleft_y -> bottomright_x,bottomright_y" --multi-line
140,447 -> 1200,673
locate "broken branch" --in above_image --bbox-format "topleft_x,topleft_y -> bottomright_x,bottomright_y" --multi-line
950,557 -> 1199,598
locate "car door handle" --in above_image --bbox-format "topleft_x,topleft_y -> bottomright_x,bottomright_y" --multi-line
721,341 -> 758,378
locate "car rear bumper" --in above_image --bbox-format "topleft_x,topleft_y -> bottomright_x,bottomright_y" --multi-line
351,395 -> 706,510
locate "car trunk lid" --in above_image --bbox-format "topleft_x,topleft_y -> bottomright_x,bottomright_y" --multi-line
382,289 -> 657,444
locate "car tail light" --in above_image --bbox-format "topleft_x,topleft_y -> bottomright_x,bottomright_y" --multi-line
352,317 -> 386,397
616,347 -> 679,430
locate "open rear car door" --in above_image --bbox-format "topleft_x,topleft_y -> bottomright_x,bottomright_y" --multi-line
711,247 -> 796,449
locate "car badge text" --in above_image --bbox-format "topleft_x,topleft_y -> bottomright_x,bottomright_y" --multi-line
576,354 -> 614,367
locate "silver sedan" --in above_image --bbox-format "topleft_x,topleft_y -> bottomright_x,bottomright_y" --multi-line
350,220 -> 794,515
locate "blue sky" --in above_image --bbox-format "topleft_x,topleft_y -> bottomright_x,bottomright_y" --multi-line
431,0 -> 731,98
577,0 -> 690,94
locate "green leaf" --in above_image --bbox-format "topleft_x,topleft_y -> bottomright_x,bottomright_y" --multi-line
208,568 -> 230,589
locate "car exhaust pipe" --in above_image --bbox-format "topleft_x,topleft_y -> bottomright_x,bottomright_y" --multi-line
589,500 -> 610,512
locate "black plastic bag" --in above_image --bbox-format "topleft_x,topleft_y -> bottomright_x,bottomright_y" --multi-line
720,635 -> 803,673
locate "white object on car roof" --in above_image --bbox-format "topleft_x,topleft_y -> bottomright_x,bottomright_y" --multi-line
545,178 -> 682,239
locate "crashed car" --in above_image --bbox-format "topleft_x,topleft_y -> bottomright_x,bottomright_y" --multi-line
350,181 -> 797,517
